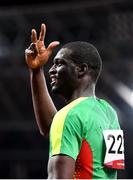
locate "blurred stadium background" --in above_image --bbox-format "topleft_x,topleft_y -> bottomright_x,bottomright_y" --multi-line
0,0 -> 132,178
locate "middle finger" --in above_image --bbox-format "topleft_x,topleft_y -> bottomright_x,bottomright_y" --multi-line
39,23 -> 46,41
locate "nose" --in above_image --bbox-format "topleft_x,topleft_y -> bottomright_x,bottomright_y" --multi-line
49,64 -> 57,75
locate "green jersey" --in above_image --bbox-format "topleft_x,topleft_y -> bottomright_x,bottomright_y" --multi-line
49,97 -> 123,179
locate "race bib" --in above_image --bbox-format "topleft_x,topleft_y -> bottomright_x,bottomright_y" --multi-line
103,130 -> 125,169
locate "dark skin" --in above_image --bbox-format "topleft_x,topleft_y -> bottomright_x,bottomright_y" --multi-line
25,24 -> 59,136
25,23 -> 95,178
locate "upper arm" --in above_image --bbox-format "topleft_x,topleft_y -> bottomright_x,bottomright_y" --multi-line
48,155 -> 75,179
48,108 -> 84,178
49,110 -> 83,159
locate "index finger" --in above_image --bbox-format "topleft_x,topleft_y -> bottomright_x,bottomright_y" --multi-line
39,23 -> 46,41
31,29 -> 37,43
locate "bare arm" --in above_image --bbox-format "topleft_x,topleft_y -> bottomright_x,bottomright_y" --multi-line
25,24 -> 60,136
48,155 -> 75,179
30,68 -> 57,136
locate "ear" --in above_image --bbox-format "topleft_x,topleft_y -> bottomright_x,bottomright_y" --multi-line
77,63 -> 88,78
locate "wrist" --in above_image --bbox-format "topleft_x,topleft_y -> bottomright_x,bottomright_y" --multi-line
29,67 -> 44,73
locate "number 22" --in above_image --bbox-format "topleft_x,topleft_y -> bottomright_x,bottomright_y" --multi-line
107,134 -> 123,154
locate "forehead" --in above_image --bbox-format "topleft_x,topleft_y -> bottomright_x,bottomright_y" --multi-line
54,48 -> 72,61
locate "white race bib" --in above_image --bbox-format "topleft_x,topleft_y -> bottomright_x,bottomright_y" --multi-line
103,129 -> 125,169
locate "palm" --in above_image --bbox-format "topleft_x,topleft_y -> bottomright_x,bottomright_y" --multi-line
30,40 -> 48,66
25,24 -> 59,69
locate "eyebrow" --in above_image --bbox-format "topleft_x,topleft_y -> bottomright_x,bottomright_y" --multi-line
53,58 -> 67,64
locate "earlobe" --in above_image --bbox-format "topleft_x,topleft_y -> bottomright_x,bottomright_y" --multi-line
77,63 -> 88,78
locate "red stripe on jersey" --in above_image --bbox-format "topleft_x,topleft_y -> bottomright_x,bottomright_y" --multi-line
73,138 -> 93,179
105,159 -> 125,169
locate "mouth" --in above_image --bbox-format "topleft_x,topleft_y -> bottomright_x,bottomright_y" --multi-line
50,77 -> 57,86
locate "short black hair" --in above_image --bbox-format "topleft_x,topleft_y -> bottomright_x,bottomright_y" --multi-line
62,41 -> 102,83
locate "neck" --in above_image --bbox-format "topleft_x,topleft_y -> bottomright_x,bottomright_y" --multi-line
65,82 -> 96,104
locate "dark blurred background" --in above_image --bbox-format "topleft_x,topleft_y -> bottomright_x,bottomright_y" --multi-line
0,0 -> 132,178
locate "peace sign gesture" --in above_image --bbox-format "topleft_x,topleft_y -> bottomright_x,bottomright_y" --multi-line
25,23 -> 60,69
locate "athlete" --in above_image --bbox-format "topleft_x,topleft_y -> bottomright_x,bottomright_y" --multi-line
25,23 -> 125,179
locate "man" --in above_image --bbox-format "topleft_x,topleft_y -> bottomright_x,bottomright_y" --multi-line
25,23 -> 125,179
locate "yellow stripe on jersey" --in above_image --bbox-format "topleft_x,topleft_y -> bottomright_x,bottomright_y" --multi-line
50,97 -> 88,155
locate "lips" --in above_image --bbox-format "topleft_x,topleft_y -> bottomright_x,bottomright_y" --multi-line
50,76 -> 57,86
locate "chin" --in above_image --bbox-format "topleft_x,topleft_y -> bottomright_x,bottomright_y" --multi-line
51,85 -> 65,97
51,86 -> 60,94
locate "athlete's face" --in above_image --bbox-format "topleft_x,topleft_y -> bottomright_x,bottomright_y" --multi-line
49,48 -> 78,98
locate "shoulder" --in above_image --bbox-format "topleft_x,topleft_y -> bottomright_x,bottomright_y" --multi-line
98,98 -> 117,113
51,97 -> 90,131
97,98 -> 119,125
54,97 -> 89,119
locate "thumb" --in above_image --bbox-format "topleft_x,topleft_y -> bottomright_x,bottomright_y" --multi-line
47,41 -> 60,55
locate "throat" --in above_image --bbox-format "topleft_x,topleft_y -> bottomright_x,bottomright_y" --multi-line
65,84 -> 95,104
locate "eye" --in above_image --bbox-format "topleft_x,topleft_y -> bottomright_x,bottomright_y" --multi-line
54,62 -> 62,67
54,59 -> 66,67
57,60 -> 65,67
58,63 -> 62,67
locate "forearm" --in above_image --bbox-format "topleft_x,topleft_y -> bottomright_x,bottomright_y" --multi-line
30,68 -> 57,136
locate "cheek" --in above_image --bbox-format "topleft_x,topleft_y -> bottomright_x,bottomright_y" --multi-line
57,66 -> 77,82
57,67 -> 68,78
68,68 -> 77,80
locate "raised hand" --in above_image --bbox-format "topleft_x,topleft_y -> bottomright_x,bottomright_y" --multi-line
25,23 -> 60,69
